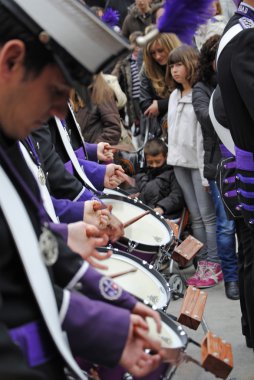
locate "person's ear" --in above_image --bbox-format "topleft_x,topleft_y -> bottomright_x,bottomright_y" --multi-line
0,40 -> 25,78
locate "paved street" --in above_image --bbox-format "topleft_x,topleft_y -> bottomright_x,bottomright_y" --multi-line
165,268 -> 254,380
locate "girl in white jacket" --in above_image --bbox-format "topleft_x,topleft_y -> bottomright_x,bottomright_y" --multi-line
167,45 -> 222,288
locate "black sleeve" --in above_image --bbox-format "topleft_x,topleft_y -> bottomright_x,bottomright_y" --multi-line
31,125 -> 84,201
156,172 -> 185,215
139,69 -> 155,113
192,83 -> 215,138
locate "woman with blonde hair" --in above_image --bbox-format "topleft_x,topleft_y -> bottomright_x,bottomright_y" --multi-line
70,73 -> 122,145
139,32 -> 181,138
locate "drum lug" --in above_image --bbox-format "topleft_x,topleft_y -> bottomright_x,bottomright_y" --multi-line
127,240 -> 138,253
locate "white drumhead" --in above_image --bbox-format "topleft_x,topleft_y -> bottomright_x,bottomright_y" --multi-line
146,317 -> 183,349
102,198 -> 170,246
98,254 -> 168,309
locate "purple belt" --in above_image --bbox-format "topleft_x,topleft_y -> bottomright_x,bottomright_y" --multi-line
235,146 -> 254,171
9,320 -> 56,367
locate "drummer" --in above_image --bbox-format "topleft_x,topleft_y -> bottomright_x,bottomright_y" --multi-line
0,1 -> 168,378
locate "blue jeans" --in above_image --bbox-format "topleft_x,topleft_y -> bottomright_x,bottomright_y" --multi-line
209,180 -> 238,282
174,167 -> 219,262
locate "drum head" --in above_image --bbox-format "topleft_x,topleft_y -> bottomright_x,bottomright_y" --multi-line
100,195 -> 173,249
102,187 -> 129,198
147,310 -> 188,349
97,248 -> 170,309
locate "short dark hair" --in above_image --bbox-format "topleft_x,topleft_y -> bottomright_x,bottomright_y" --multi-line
144,138 -> 168,157
0,4 -> 54,77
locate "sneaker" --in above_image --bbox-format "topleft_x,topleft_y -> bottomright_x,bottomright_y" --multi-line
186,260 -> 207,286
195,261 -> 223,288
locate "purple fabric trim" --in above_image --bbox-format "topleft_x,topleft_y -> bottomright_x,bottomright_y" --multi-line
224,190 -> 237,198
238,189 -> 254,198
62,292 -> 130,367
64,160 -> 74,175
80,266 -> 137,310
238,173 -> 254,185
223,176 -> 236,184
74,146 -> 86,161
78,158 -> 106,191
242,203 -> 254,212
224,161 -> 236,169
219,144 -> 233,159
85,143 -> 98,162
9,321 -> 55,367
48,222 -> 68,243
51,197 -> 84,223
235,146 -> 254,171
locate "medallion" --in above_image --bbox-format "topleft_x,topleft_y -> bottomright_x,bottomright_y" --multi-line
39,227 -> 59,266
38,166 -> 46,186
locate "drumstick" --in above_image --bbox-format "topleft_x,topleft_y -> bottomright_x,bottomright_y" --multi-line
110,268 -> 137,278
123,210 -> 150,228
93,201 -> 108,212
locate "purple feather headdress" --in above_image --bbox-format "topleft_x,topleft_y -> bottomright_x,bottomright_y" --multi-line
101,8 -> 120,27
137,0 -> 214,46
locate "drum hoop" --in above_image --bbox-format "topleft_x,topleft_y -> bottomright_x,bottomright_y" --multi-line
99,194 -> 173,251
158,310 -> 188,349
102,187 -> 130,197
98,247 -> 171,308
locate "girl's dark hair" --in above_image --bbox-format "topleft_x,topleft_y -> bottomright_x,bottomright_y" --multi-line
0,5 -> 54,78
144,138 -> 168,157
166,44 -> 199,91
196,34 -> 220,85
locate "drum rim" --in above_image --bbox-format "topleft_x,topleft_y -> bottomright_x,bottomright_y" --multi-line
99,194 -> 174,251
101,187 -> 130,197
98,247 -> 171,308
158,309 -> 188,349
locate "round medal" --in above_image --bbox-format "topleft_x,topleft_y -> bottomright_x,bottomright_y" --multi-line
39,227 -> 59,266
38,166 -> 46,186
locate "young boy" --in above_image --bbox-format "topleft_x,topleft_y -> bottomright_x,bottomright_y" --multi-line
134,138 -> 185,219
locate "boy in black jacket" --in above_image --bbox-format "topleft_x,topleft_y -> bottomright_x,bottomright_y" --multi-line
134,138 -> 185,219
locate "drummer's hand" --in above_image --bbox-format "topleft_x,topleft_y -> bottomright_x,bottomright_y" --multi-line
132,302 -> 162,333
83,200 -> 111,229
97,142 -> 114,161
67,222 -> 110,269
119,314 -> 162,378
153,207 -> 164,215
104,212 -> 124,242
104,164 -> 126,189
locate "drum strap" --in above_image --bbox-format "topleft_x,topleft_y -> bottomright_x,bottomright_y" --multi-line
0,165 -> 87,380
55,117 -> 97,192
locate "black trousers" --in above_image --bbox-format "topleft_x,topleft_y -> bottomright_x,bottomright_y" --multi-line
236,218 -> 254,346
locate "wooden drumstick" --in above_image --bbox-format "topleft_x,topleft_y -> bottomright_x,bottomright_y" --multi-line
123,210 -> 150,228
110,268 -> 138,278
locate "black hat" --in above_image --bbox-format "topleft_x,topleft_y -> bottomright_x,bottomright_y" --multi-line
0,0 -> 130,90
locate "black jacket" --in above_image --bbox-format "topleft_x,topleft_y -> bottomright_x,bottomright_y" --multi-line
217,12 -> 254,152
193,79 -> 222,180
135,164 -> 185,219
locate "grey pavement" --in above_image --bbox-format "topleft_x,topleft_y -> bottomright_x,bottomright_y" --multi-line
164,266 -> 254,380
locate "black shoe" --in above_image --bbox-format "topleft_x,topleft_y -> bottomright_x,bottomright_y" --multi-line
225,281 -> 240,300
245,335 -> 253,348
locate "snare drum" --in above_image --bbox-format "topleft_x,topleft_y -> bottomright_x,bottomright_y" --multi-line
97,247 -> 170,310
100,194 -> 173,263
78,310 -> 188,380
